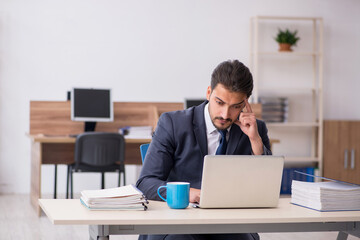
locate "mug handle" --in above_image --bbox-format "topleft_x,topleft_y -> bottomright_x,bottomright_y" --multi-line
157,186 -> 167,201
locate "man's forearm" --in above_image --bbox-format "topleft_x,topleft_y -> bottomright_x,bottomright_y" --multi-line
250,136 -> 264,155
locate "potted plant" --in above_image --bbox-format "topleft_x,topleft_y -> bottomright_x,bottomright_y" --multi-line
275,28 -> 300,52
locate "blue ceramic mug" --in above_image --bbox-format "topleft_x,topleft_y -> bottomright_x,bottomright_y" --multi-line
157,182 -> 190,209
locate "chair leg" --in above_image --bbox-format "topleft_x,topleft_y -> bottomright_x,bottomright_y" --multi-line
118,171 -> 121,187
101,172 -> 105,189
70,169 -> 73,199
123,170 -> 126,186
54,164 -> 57,199
66,165 -> 70,199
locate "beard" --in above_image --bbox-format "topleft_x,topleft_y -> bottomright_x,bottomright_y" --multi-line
211,116 -> 233,130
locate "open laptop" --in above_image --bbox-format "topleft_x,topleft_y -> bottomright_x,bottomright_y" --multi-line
193,155 -> 284,208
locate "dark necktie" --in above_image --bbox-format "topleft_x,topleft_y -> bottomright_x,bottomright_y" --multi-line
215,129 -> 228,155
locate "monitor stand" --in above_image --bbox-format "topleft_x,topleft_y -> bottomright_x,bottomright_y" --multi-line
84,122 -> 97,132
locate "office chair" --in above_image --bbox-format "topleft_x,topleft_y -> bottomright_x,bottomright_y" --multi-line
140,143 -> 150,163
66,132 -> 126,199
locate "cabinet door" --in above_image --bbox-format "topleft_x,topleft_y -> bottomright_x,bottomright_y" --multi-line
323,121 -> 360,184
348,121 -> 360,184
323,121 -> 349,181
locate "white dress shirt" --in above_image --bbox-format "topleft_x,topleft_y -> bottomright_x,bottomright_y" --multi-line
204,103 -> 230,155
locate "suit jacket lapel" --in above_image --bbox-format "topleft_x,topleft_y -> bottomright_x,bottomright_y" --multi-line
226,123 -> 244,154
193,101 -> 208,157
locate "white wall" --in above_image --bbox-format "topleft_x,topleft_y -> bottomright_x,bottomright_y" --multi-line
0,0 -> 359,194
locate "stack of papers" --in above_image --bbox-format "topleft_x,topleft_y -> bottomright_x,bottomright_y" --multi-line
80,185 -> 148,211
120,126 -> 153,139
291,180 -> 360,211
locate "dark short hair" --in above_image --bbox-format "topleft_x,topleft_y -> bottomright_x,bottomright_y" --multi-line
211,60 -> 253,98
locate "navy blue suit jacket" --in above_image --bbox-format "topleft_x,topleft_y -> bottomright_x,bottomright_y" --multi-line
136,101 -> 271,200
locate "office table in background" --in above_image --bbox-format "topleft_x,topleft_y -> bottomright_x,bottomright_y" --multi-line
28,135 -> 152,216
29,101 -> 184,216
39,198 -> 360,240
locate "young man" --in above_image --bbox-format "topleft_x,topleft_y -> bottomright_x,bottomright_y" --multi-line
136,60 -> 271,240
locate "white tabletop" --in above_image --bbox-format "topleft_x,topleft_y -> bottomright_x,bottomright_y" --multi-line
39,198 -> 360,226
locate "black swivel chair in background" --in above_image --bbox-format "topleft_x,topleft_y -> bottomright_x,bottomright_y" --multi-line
66,132 -> 126,198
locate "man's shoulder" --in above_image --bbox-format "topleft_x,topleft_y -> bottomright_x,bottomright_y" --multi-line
155,107 -> 199,136
161,106 -> 196,122
161,102 -> 206,120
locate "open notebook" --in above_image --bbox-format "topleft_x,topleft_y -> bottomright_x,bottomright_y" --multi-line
193,155 -> 284,209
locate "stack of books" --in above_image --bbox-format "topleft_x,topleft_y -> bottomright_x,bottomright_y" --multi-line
80,185 -> 148,210
291,175 -> 360,211
259,97 -> 288,123
119,126 -> 153,139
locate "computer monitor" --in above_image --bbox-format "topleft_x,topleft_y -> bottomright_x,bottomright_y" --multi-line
71,88 -> 113,132
184,99 -> 206,109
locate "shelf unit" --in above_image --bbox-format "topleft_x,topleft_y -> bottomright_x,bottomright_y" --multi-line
249,16 -> 324,171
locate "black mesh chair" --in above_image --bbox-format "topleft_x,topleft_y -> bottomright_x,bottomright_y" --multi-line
66,132 -> 126,198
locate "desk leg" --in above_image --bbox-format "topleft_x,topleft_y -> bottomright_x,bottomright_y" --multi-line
89,225 -> 109,240
337,232 -> 348,240
339,222 -> 360,239
30,141 -> 42,216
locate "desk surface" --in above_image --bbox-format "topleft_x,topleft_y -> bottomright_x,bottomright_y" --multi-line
39,198 -> 360,226
28,134 -> 151,144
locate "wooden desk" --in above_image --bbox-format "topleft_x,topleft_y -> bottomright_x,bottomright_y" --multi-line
29,101 -> 184,216
29,135 -> 151,216
39,198 -> 360,240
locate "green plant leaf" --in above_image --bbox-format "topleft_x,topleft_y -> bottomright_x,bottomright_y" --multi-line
275,28 -> 300,46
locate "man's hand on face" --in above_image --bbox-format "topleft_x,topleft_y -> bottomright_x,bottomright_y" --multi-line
235,99 -> 264,155
189,188 -> 201,203
236,99 -> 258,139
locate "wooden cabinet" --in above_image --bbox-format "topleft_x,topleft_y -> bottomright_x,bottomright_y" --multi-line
323,120 -> 360,184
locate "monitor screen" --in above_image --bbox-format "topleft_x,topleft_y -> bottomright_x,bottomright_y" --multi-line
71,88 -> 113,122
184,99 -> 206,109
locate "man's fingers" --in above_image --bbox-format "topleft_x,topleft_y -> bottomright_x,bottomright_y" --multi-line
241,118 -> 252,127
239,112 -> 256,121
239,113 -> 256,128
189,188 -> 201,203
244,99 -> 253,113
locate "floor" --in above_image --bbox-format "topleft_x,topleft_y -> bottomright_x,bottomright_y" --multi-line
0,194 -> 358,240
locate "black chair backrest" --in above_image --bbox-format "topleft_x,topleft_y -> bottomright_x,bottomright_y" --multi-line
74,132 -> 125,169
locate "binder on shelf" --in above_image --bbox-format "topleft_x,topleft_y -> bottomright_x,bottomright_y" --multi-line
280,167 -> 315,195
259,97 -> 288,123
291,172 -> 360,212
80,185 -> 148,211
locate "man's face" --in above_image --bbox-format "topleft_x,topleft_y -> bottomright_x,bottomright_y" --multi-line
206,84 -> 247,130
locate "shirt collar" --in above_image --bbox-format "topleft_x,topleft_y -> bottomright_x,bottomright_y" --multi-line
204,103 -> 217,135
204,103 -> 231,135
